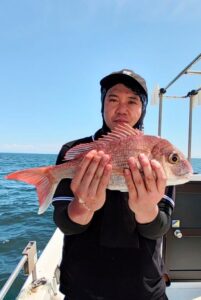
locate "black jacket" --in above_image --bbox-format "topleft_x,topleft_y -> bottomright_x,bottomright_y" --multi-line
52,129 -> 174,300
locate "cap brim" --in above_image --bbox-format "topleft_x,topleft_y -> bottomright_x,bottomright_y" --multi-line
100,73 -> 147,95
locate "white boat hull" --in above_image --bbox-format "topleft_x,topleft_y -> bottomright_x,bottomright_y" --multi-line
17,228 -> 64,300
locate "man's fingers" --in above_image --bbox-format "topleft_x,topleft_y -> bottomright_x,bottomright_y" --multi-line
150,159 -> 167,192
79,151 -> 103,189
88,153 -> 111,196
71,150 -> 111,204
138,154 -> 156,192
127,157 -> 146,195
96,163 -> 112,196
71,150 -> 98,191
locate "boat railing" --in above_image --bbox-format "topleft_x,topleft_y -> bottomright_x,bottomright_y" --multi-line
151,53 -> 201,162
0,240 -> 59,300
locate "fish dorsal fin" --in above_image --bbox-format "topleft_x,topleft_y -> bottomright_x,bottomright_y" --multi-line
64,143 -> 94,161
64,124 -> 143,161
100,123 -> 143,142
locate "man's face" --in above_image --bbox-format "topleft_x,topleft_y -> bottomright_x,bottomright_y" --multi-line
103,83 -> 142,130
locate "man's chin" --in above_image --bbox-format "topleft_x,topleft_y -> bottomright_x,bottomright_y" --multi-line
113,121 -> 130,128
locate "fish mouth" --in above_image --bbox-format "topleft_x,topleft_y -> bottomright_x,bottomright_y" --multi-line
166,172 -> 193,186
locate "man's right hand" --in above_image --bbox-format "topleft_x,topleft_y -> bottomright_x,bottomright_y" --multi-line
68,150 -> 112,225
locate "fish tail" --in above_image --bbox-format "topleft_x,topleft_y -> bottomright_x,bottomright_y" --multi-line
5,165 -> 58,214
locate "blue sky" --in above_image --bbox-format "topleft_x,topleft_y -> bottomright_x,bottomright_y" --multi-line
0,0 -> 201,158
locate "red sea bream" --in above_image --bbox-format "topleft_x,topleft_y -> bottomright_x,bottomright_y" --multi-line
6,124 -> 193,214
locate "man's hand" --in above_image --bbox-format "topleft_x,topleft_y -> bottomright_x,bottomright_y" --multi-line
124,153 -> 167,224
68,150 -> 112,224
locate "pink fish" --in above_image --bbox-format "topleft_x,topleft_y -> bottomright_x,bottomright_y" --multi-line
5,124 -> 193,214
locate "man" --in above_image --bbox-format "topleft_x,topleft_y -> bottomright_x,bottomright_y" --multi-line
52,69 -> 173,300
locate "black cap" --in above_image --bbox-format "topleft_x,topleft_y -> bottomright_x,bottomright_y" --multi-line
100,69 -> 148,96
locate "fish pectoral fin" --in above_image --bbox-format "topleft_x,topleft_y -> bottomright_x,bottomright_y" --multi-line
64,143 -> 94,161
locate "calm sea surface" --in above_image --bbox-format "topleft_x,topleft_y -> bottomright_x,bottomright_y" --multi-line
0,153 -> 201,300
0,153 -> 57,300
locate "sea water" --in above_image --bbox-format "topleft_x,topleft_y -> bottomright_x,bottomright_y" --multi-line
0,153 -> 201,300
0,153 -> 57,300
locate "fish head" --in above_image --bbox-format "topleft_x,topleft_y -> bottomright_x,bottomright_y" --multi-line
151,138 -> 193,186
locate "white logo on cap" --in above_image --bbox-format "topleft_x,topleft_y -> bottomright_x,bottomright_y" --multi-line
122,70 -> 132,76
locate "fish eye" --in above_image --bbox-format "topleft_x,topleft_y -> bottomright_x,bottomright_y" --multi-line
169,153 -> 180,164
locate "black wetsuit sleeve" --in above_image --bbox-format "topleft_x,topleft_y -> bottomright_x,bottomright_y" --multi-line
136,186 -> 174,240
52,178 -> 92,235
53,200 -> 91,235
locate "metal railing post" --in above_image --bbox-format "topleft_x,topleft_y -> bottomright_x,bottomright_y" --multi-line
0,256 -> 27,300
0,241 -> 37,300
188,95 -> 193,162
158,93 -> 163,136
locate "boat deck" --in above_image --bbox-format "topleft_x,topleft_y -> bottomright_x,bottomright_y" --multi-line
15,227 -> 201,300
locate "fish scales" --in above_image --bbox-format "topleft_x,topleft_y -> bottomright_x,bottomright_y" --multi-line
91,135 -> 158,173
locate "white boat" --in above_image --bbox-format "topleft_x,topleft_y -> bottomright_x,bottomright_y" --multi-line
1,54 -> 201,300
